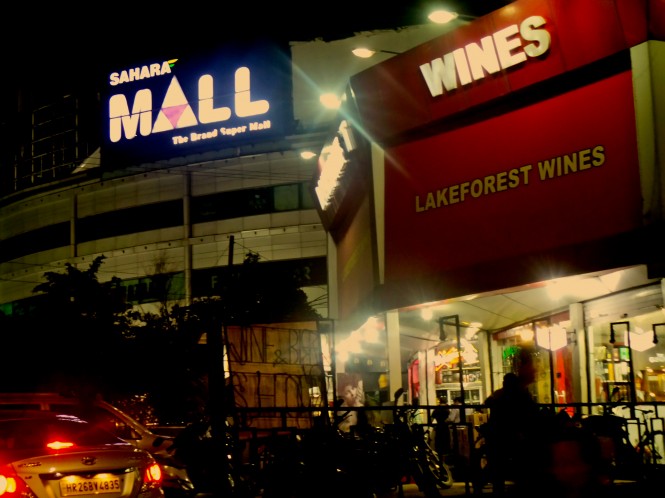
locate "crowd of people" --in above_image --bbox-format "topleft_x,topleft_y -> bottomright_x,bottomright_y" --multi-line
335,347 -> 626,497
427,346 -> 621,497
481,347 -> 617,497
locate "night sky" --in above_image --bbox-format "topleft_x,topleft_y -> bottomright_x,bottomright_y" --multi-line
4,1 -> 512,78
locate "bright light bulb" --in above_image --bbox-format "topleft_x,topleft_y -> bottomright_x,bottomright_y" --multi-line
352,48 -> 376,58
320,93 -> 341,109
428,10 -> 459,24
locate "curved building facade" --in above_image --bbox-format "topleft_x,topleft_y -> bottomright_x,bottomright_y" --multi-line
0,22 -> 452,320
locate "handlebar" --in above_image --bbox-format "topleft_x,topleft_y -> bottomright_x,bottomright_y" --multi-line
604,404 -> 654,418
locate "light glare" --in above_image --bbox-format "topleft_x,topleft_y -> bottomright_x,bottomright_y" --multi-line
428,10 -> 459,24
320,93 -> 341,109
352,48 -> 376,58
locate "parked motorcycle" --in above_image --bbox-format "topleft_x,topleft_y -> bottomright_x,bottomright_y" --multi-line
260,424 -> 373,498
167,416 -> 256,498
260,388 -> 453,498
380,388 -> 454,497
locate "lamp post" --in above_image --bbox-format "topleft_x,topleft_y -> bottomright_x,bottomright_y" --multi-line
610,321 -> 635,417
439,315 -> 465,422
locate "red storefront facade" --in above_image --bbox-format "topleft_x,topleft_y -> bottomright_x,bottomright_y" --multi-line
317,0 -> 665,411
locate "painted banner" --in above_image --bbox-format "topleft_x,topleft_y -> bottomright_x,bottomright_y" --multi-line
226,322 -> 325,429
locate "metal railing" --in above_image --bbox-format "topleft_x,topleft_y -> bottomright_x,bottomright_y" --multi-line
219,401 -> 665,472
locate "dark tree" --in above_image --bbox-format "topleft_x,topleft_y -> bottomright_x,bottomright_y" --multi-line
27,255 -> 130,394
5,251 -> 323,425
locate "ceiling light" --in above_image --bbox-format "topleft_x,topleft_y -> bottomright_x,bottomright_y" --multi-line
421,308 -> 433,321
352,48 -> 376,58
536,324 -> 568,351
300,151 -> 317,160
351,48 -> 401,58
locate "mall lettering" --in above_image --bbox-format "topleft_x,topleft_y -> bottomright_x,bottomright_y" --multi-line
108,67 -> 269,143
109,60 -> 175,86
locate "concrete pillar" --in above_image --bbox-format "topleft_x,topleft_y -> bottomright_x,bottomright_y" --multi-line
386,309 -> 402,399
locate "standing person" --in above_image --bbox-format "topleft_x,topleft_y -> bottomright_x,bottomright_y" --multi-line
447,396 -> 463,424
484,348 -> 540,495
432,397 -> 451,457
606,386 -> 624,415
444,396 -> 463,459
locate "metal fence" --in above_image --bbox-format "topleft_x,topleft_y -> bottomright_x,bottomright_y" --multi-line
220,401 -> 665,473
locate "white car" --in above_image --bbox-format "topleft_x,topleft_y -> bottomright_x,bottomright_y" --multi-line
0,393 -> 194,498
0,412 -> 164,498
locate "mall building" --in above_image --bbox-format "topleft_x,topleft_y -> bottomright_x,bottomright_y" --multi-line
0,10 -> 461,413
1,0 -> 664,422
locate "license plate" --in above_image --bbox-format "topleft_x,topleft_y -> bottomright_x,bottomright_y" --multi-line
59,476 -> 121,496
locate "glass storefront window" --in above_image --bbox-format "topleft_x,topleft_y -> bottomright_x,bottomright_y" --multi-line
491,311 -> 572,405
431,334 -> 485,406
588,307 -> 665,407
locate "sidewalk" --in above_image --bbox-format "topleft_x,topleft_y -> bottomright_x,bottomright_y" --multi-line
383,481 -> 508,497
389,480 -> 643,497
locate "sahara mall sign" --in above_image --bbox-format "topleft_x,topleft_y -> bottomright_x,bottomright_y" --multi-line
346,0 -> 664,296
101,41 -> 293,166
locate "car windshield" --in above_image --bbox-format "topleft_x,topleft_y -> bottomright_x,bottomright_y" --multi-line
0,415 -> 127,450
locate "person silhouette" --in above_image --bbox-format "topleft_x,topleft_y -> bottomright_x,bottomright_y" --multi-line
484,348 -> 540,495
520,422 -> 615,498
432,397 -> 451,457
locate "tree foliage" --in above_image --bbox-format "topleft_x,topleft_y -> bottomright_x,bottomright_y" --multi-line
200,251 -> 322,326
4,252 -> 323,424
12,256 -> 130,394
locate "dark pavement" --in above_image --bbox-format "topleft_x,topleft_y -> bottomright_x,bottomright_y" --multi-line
384,479 -> 645,497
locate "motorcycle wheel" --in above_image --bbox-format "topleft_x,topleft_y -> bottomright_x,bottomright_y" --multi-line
413,462 -> 443,498
427,446 -> 454,490
412,448 -> 449,498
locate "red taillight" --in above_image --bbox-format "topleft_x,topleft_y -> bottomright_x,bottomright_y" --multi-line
46,441 -> 75,451
0,466 -> 31,497
140,463 -> 163,494
145,463 -> 162,483
0,475 -> 18,495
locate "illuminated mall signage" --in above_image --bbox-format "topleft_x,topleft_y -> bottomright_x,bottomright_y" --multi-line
102,42 -> 293,165
419,15 -> 550,97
